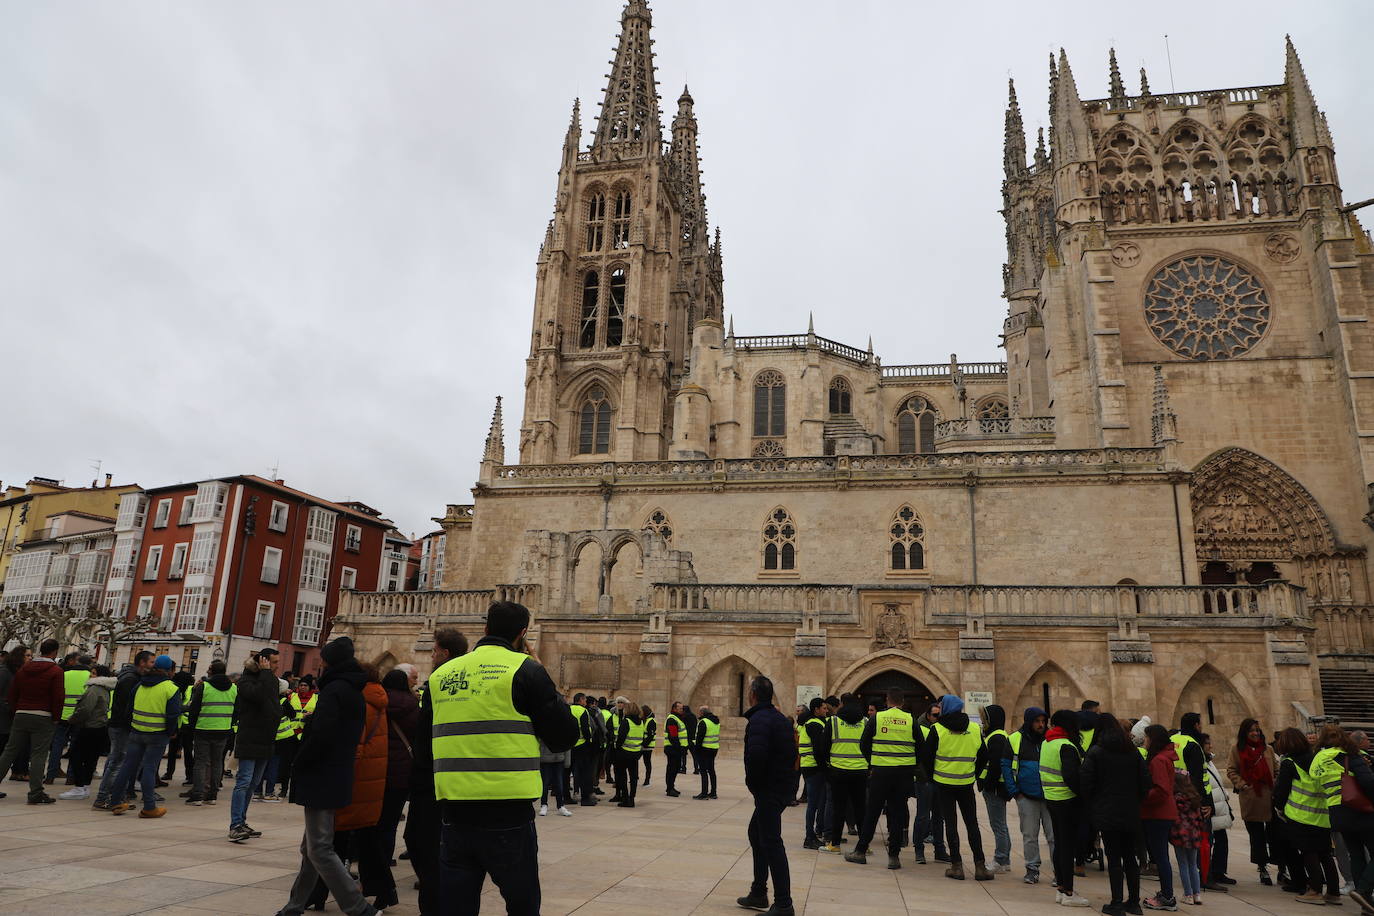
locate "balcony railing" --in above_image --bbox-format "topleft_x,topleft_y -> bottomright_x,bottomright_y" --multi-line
935,417 -> 1056,442
926,583 -> 1307,626
336,584 -> 541,624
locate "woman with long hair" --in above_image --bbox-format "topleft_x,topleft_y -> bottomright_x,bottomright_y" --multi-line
1140,723 -> 1179,912
1079,712 -> 1149,915
1169,757 -> 1206,905
1317,725 -> 1374,911
1273,725 -> 1340,905
1227,717 -> 1279,886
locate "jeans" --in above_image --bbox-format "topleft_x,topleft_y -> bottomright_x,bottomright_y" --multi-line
95,725 -> 131,804
1015,794 -> 1055,875
1102,827 -> 1141,905
279,807 -> 374,916
1143,818 -> 1175,899
982,788 -> 1011,866
540,761 -> 566,808
1342,828 -> 1374,896
698,748 -> 718,796
912,779 -> 946,856
749,799 -> 792,907
231,757 -> 267,828
258,755 -> 281,795
45,720 -> 71,779
858,766 -> 910,856
111,731 -> 170,811
802,768 -> 828,843
1174,845 -> 1201,897
0,712 -> 56,802
191,731 -> 230,801
440,816 -> 540,916
1047,797 -> 1082,894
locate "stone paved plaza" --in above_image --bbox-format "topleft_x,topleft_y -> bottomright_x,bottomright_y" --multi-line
0,757 -> 1331,915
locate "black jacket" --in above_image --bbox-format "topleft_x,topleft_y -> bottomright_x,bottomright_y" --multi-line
290,660 -> 366,810
234,661 -> 284,759
681,709 -> 699,749
1330,751 -> 1374,833
1080,744 -> 1150,831
744,702 -> 795,806
979,705 -> 1012,796
802,716 -> 830,769
108,663 -> 143,730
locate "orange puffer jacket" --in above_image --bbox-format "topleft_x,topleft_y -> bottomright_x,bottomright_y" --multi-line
334,681 -> 388,831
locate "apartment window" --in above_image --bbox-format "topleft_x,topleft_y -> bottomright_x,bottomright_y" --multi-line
116,494 -> 148,531
254,601 -> 275,639
293,598 -> 325,646
160,595 -> 178,631
344,524 -> 362,552
74,552 -> 110,587
178,497 -> 196,525
152,499 -> 172,528
261,546 -> 283,585
136,596 -> 154,619
299,546 -> 329,592
268,501 -> 289,533
143,545 -> 163,581
190,482 -> 228,523
306,507 -> 336,545
178,586 -> 210,632
102,591 -> 128,615
168,543 -> 188,579
187,530 -> 220,576
341,567 -> 357,590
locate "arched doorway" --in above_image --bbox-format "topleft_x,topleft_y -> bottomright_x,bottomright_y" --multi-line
856,670 -> 936,714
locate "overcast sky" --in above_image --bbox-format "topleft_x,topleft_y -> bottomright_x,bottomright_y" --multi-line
2,1 -> 1370,538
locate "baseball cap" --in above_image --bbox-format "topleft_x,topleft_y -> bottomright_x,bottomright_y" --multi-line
153,655 -> 176,670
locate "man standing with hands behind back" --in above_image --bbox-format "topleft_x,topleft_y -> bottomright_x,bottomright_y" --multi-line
737,675 -> 795,916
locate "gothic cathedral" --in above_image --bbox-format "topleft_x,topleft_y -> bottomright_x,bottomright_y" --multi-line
338,2 -> 1374,742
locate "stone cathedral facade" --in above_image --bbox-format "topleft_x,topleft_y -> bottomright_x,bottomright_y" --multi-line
337,2 -> 1374,742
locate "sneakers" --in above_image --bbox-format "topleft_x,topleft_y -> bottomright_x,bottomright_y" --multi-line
539,804 -> 549,816
736,891 -> 769,911
91,799 -> 112,811
111,802 -> 133,815
557,806 -> 572,817
139,807 -> 167,818
1059,893 -> 1089,907
913,851 -> 927,865
261,794 -> 280,803
58,786 -> 89,800
665,789 -> 681,797
821,843 -> 841,854
993,863 -> 1012,874
228,824 -> 252,842
203,797 -> 218,805
1142,895 -> 1178,911
186,798 -> 203,806
28,793 -> 56,805
1024,871 -> 1040,885
692,793 -> 710,800
243,824 -> 263,837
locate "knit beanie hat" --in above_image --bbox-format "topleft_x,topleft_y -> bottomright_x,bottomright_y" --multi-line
1131,715 -> 1152,746
320,636 -> 355,668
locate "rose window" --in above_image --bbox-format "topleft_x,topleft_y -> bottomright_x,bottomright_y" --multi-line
1144,255 -> 1270,360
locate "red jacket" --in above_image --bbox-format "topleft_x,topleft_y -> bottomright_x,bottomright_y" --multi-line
7,659 -> 64,719
1141,745 -> 1180,821
335,681 -> 388,832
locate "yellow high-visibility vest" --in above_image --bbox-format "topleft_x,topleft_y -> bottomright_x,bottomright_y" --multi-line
829,717 -> 868,771
700,718 -> 721,750
1040,736 -> 1078,800
871,708 -> 917,767
932,722 -> 982,786
429,645 -> 540,801
62,669 -> 91,721
131,679 -> 179,734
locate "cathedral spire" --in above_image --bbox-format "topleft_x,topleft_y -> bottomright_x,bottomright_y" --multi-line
592,1 -> 663,154
483,396 -> 506,464
1285,35 -> 1331,148
1034,126 -> 1049,171
1051,48 -> 1090,163
1108,48 -> 1126,104
1004,78 -> 1027,177
671,84 -> 706,243
1151,366 -> 1178,446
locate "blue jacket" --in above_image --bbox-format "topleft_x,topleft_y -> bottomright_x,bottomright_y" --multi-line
1003,706 -> 1047,799
743,702 -> 795,807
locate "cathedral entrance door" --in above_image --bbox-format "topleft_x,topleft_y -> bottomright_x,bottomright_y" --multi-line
856,670 -> 935,714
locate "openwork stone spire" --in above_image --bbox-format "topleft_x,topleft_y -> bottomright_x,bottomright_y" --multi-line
592,1 -> 662,154
1034,126 -> 1049,171
1051,49 -> 1089,163
1108,48 -> 1126,104
1151,366 -> 1178,445
483,396 -> 506,464
671,85 -> 706,247
1004,79 -> 1027,177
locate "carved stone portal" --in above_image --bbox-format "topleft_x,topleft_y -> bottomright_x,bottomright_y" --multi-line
873,603 -> 912,650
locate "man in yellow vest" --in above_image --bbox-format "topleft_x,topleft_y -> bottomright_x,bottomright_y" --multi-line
976,704 -> 1014,874
184,659 -> 238,806
798,696 -> 831,849
846,688 -> 915,869
664,701 -> 690,798
823,693 -> 872,854
569,692 -> 598,806
693,705 -> 721,800
109,655 -> 182,817
46,653 -> 91,783
922,694 -> 993,881
428,601 -> 577,914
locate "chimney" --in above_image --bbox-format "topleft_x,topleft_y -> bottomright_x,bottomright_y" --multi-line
105,473 -> 112,488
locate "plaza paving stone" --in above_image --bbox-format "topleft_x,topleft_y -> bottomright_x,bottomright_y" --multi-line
0,757 -> 1335,914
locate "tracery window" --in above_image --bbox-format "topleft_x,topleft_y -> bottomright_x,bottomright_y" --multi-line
753,370 -> 786,438
578,386 -> 613,455
1144,255 -> 1270,360
761,507 -> 797,571
579,271 -> 600,349
605,268 -> 627,346
896,396 -> 937,454
585,193 -> 606,251
752,439 -> 785,457
611,190 -> 632,249
828,377 -> 852,415
889,505 -> 926,571
976,397 -> 1009,420
642,509 -> 673,544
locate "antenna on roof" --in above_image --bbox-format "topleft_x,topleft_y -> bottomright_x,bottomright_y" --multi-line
1164,34 -> 1176,93
268,461 -> 280,481
89,458 -> 102,478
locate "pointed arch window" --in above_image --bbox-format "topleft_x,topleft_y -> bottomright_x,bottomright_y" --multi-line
762,507 -> 797,572
578,386 -> 613,455
976,397 -> 1009,420
605,268 -> 627,346
828,377 -> 852,415
889,505 -> 926,571
579,271 -> 600,349
585,193 -> 606,251
611,190 -> 632,249
642,509 -> 673,544
897,396 -> 937,454
754,370 -> 786,438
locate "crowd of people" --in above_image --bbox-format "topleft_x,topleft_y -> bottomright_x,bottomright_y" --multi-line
6,619 -> 1374,916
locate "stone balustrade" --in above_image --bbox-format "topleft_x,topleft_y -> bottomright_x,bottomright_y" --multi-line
336,584 -> 540,624
928,582 -> 1308,626
650,583 -> 858,620
934,416 -> 1056,442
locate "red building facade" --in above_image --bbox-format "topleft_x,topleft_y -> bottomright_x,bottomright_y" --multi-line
107,475 -> 391,676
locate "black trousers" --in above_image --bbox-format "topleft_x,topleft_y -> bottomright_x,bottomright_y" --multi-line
1289,821 -> 1339,895
164,724 -> 195,779
1244,819 -> 1275,866
641,749 -> 652,784
614,752 -> 640,801
749,799 -> 792,907
828,769 -> 867,847
1102,827 -> 1141,905
698,748 -> 718,796
69,726 -> 108,787
857,765 -> 910,855
936,782 -> 984,864
572,744 -> 598,803
404,791 -> 441,915
440,817 -> 540,916
665,748 -> 685,793
1048,798 -> 1083,894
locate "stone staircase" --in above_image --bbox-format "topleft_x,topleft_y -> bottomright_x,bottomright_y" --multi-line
823,415 -> 872,453
1319,667 -> 1374,729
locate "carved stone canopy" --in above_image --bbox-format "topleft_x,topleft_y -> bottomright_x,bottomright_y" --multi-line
1190,448 -> 1335,561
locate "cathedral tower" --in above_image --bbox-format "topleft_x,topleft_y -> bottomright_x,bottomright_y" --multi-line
520,1 -> 723,465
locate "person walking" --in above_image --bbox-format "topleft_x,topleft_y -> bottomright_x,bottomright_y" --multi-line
664,701 -> 689,798
612,697 -> 645,807
641,705 -> 656,787
93,650 -> 154,810
57,665 -> 116,801
1041,709 -> 1087,905
184,659 -> 237,806
229,647 -> 283,842
694,705 -> 720,800
799,696 -> 830,850
1226,718 -> 1279,886
109,654 -> 182,818
273,637 -> 376,916
736,675 -> 795,916
1140,723 -> 1180,911
847,688 -> 915,870
0,638 -> 66,805
1080,712 -> 1149,914
1005,706 -> 1054,884
1317,728 -> 1374,912
979,704 -> 1014,875
822,693 -> 870,855
925,694 -> 992,882
428,601 -> 577,915
1273,724 -> 1341,905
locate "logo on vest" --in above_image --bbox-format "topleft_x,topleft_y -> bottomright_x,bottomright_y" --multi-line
438,667 -> 470,695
